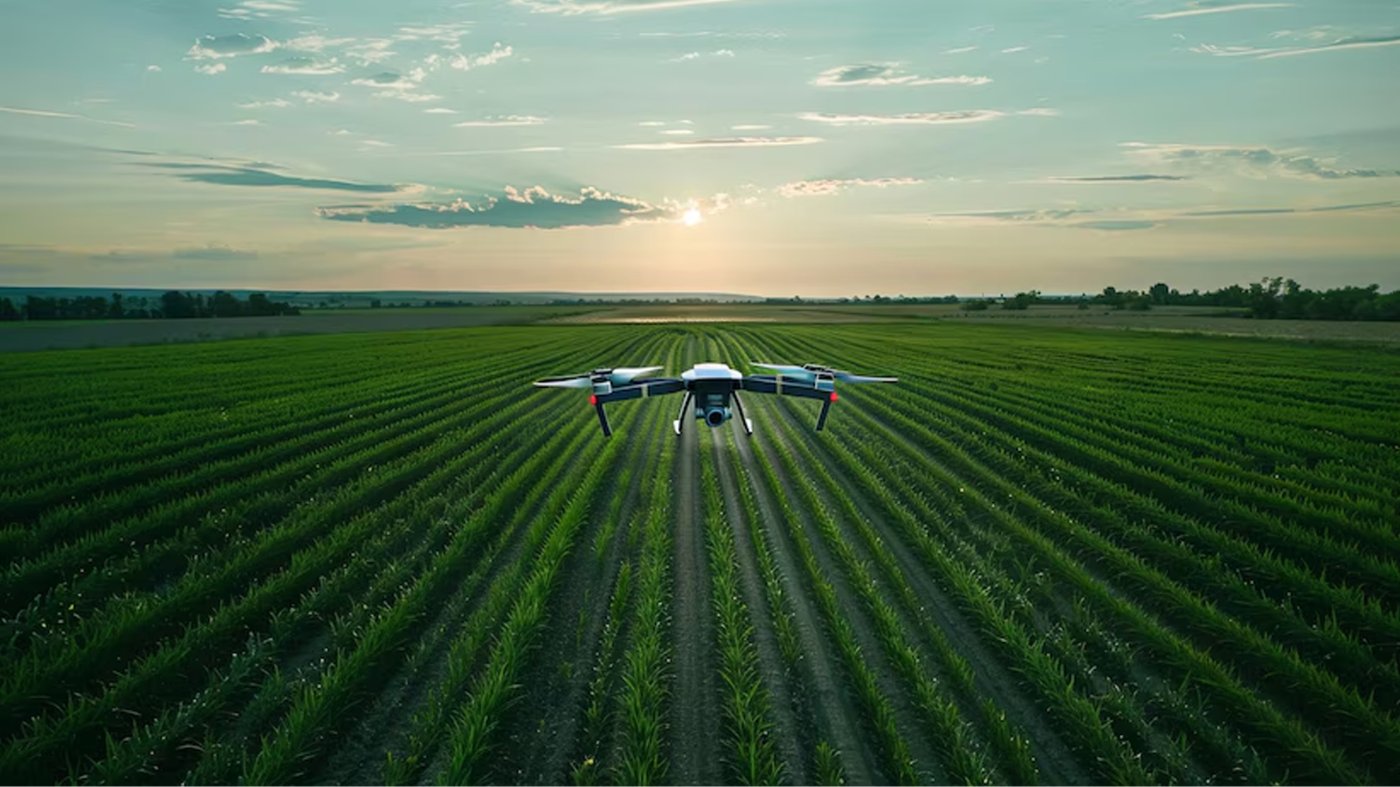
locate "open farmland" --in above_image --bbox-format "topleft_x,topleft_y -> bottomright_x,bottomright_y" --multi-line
2,323 -> 1399,785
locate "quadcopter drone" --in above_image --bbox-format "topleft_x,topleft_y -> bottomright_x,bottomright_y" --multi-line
533,362 -> 898,436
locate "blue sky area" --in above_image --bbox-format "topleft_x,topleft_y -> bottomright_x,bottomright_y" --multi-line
1,0 -> 1397,295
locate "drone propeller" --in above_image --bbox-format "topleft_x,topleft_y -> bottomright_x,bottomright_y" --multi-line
533,366 -> 664,389
751,362 -> 898,384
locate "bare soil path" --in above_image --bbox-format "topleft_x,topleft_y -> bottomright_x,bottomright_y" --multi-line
728,418 -> 882,785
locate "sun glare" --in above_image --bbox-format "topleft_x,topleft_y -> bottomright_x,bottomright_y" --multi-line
682,207 -> 703,227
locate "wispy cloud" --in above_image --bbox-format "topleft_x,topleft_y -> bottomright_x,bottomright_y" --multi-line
1259,33 -> 1400,58
230,119 -> 263,126
319,185 -> 670,229
669,49 -> 736,62
1038,174 -> 1191,183
922,199 -> 1400,230
731,123 -> 771,131
454,115 -> 548,127
424,107 -> 457,114
812,64 -> 990,87
196,63 -> 228,75
512,0 -> 749,14
218,0 -> 301,20
777,177 -> 922,198
615,136 -> 822,150
154,161 -> 401,193
450,42 -> 514,70
187,33 -> 278,60
1122,142 -> 1400,179
799,110 -> 1008,126
1145,3 -> 1293,20
237,98 -> 292,109
0,105 -> 135,128
292,90 -> 340,104
260,57 -> 345,75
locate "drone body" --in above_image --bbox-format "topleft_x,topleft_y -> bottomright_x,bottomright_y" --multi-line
533,361 -> 897,436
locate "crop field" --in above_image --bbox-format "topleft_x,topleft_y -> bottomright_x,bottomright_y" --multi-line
2,322 -> 1399,785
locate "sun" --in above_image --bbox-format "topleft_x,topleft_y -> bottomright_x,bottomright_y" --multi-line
682,207 -> 703,227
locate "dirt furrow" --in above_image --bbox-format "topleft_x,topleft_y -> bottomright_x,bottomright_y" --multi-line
668,421 -> 722,783
728,418 -> 881,785
710,426 -> 808,783
508,406 -> 662,783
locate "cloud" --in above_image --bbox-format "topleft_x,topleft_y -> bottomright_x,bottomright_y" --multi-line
812,64 -> 990,87
1191,32 -> 1400,59
195,63 -> 228,76
292,90 -> 340,104
0,105 -> 135,128
218,0 -> 300,20
238,98 -> 292,109
511,0 -> 748,14
660,129 -> 694,135
450,42 -> 514,70
922,199 -> 1400,230
231,119 -> 263,126
260,57 -> 345,75
1040,174 -> 1191,183
798,110 -> 1006,126
319,185 -> 670,229
352,70 -> 423,90
944,46 -> 977,54
614,136 -> 822,150
146,64 -> 162,72
454,115 -> 547,127
155,162 -> 401,192
172,244 -> 259,261
1259,33 -> 1400,58
1000,46 -> 1029,53
1145,2 -> 1293,20
1122,142 -> 1400,179
777,177 -> 922,198
187,33 -> 278,60
731,123 -> 771,130
424,107 -> 457,114
669,49 -> 736,62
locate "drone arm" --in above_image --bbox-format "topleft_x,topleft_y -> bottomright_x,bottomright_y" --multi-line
594,378 -> 686,404
731,390 -> 754,436
673,390 -> 693,436
742,375 -> 837,431
739,375 -> 831,402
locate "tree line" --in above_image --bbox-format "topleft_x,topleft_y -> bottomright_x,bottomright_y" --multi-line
0,291 -> 301,322
960,278 -> 1400,321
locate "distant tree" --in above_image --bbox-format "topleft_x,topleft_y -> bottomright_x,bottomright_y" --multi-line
210,290 -> 242,318
1003,290 -> 1040,310
160,291 -> 196,319
108,293 -> 125,319
370,299 -> 382,309
1149,282 -> 1170,304
0,297 -> 18,321
961,300 -> 990,312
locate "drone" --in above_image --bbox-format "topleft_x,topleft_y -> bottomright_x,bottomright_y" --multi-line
533,362 -> 898,436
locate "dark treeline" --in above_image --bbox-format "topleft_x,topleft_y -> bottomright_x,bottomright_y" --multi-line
0,291 -> 300,322
966,278 -> 1400,321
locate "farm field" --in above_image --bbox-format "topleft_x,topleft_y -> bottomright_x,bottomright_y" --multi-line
2,322 -> 1399,785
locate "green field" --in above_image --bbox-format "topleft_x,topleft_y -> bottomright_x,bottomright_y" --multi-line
2,322 -> 1398,785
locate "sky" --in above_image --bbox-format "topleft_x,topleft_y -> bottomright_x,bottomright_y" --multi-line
1,0 -> 1398,297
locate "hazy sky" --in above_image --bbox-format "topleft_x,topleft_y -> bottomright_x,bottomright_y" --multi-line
1,0 -> 1398,296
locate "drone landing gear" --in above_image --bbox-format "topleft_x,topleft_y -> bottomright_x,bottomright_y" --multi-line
672,391 -> 694,436
816,396 -> 833,431
731,391 -> 754,436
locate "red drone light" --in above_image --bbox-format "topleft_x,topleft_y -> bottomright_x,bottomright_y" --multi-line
830,391 -> 839,402
589,394 -> 598,406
